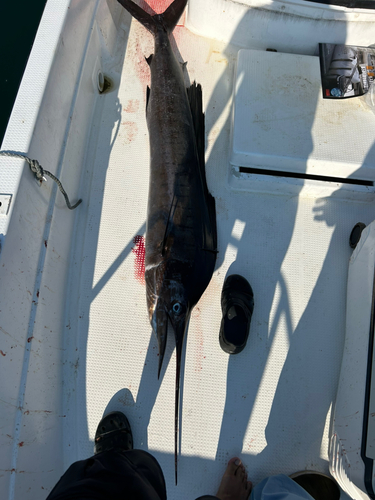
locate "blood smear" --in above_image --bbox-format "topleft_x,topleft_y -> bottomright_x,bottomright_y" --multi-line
132,235 -> 146,284
139,0 -> 186,23
140,0 -> 172,13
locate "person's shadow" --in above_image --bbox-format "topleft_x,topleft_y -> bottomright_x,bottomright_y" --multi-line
199,4 -> 375,487
244,146 -> 373,498
208,28 -> 319,482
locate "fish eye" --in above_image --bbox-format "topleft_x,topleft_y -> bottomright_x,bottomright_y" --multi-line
172,302 -> 182,314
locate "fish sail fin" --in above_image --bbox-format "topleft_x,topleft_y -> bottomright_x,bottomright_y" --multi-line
186,82 -> 205,177
205,191 -> 217,255
117,0 -> 187,35
186,82 -> 217,254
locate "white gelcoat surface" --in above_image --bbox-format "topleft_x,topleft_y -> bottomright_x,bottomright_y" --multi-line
1,0 -> 375,499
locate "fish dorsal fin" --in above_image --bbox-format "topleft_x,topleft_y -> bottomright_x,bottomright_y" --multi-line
186,82 -> 205,173
186,82 -> 217,254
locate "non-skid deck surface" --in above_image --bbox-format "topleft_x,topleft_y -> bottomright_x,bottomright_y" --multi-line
64,12 -> 375,498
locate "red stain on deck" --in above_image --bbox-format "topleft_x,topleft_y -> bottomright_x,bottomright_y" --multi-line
172,25 -> 186,46
134,39 -> 152,87
132,236 -> 145,285
121,122 -> 138,144
139,0 -> 186,23
139,0 -> 175,14
124,99 -> 140,113
129,1 -> 185,87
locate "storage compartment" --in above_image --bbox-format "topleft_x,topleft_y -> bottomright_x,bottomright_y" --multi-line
229,49 -> 375,200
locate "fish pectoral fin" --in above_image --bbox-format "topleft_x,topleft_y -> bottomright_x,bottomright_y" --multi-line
151,307 -> 168,379
161,195 -> 177,256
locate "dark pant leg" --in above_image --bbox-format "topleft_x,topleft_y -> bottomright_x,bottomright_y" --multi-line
46,450 -> 167,500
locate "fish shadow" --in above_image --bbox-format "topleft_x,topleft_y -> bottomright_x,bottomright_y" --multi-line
134,321 -> 188,454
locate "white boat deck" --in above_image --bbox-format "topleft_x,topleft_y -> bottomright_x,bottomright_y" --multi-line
2,0 -> 375,498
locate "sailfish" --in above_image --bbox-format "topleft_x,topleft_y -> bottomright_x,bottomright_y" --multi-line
117,0 -> 217,483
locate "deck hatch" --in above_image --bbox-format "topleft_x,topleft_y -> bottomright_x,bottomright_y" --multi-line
230,50 -> 375,196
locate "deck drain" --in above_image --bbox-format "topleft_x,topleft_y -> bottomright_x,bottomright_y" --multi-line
97,71 -> 113,94
97,71 -> 104,93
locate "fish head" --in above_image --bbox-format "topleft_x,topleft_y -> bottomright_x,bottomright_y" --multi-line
146,260 -> 192,377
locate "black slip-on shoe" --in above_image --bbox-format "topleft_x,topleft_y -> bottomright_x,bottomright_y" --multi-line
94,411 -> 133,454
219,274 -> 254,354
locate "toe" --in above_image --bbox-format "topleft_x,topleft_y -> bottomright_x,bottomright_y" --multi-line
225,457 -> 241,476
245,481 -> 253,499
237,466 -> 246,480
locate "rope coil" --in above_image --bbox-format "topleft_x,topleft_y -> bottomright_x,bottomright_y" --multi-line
0,151 -> 82,210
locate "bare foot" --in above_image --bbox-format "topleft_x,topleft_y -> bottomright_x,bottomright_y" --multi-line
216,457 -> 252,500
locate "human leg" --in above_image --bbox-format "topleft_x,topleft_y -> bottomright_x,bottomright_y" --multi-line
46,411 -> 166,500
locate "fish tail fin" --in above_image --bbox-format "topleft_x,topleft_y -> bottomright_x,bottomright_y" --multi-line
117,0 -> 187,35
160,0 -> 188,34
118,0 -> 157,34
174,339 -> 183,485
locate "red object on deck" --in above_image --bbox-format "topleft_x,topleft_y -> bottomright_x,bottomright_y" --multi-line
140,0 -> 185,24
132,235 -> 146,284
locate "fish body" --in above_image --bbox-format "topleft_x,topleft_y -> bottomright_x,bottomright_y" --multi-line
117,0 -> 217,482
